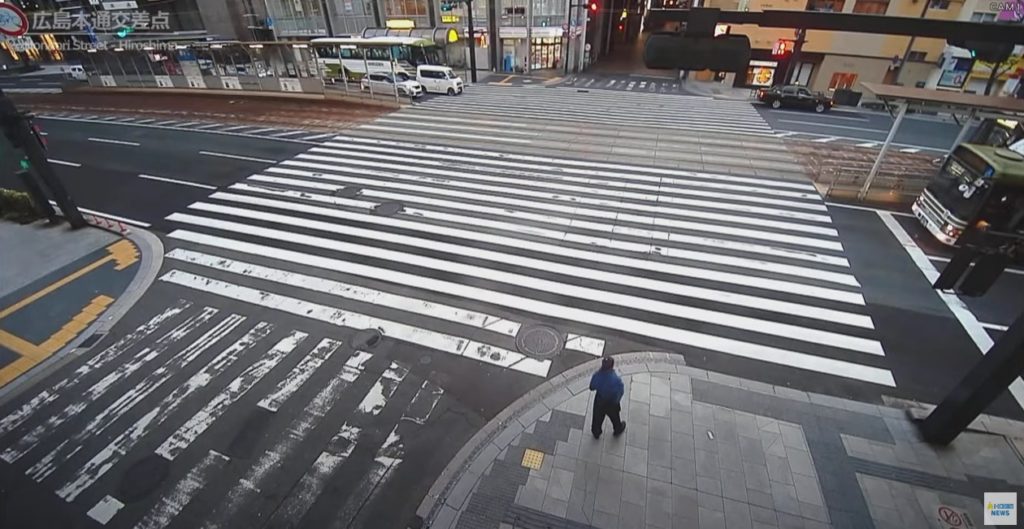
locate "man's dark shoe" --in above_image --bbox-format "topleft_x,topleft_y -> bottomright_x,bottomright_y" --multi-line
613,423 -> 626,437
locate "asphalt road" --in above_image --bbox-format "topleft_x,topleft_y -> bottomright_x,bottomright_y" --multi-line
2,106 -> 1023,529
756,105 -> 972,152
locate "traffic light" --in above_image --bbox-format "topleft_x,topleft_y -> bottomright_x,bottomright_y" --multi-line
948,40 -> 1014,63
771,39 -> 792,58
115,26 -> 133,39
618,23 -> 624,31
589,1 -> 599,13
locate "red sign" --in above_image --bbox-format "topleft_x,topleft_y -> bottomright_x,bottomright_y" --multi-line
939,506 -> 964,527
0,3 -> 29,37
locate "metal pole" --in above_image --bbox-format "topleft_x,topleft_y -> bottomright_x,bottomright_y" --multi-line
563,1 -> 573,75
339,47 -> 350,93
526,0 -> 533,73
388,46 -> 400,103
578,4 -> 588,70
918,308 -> 1024,445
858,102 -> 908,200
948,108 -> 977,155
319,0 -> 336,36
466,0 -> 478,83
894,0 -> 929,86
362,48 -> 374,97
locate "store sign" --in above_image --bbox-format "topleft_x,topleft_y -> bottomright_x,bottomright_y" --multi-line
386,19 -> 415,29
0,4 -> 30,37
441,14 -> 461,23
28,10 -> 170,32
748,60 -> 777,87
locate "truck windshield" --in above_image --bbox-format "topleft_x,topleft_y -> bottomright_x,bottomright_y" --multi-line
926,155 -> 989,222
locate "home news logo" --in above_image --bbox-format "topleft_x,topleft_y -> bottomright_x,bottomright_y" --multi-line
984,492 -> 1017,525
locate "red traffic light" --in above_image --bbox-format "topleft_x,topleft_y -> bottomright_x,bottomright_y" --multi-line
589,1 -> 599,12
618,23 -> 624,31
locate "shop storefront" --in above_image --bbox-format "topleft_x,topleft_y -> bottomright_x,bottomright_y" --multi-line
498,27 -> 564,72
745,59 -> 779,87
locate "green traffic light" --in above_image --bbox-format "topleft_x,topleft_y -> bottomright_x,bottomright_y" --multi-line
19,158 -> 30,170
116,27 -> 133,38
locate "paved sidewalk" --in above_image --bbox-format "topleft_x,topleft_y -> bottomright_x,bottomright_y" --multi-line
0,220 -> 162,401
419,353 -> 1024,529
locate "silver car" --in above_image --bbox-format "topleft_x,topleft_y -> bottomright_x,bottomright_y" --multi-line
360,72 -> 424,98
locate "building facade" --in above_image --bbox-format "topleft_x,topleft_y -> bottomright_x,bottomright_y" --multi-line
923,0 -> 1023,96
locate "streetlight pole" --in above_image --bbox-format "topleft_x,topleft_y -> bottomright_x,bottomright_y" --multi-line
465,0 -> 478,82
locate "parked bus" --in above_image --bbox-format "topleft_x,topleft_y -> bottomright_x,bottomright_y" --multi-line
913,144 -> 1024,246
311,37 -> 445,81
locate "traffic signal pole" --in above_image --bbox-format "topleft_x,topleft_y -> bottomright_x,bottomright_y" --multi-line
465,0 -> 478,82
0,91 -> 86,229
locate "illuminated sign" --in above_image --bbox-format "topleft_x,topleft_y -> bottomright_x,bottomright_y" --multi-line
714,24 -> 729,36
441,14 -> 461,23
447,28 -> 459,43
386,19 -> 415,29
0,4 -> 29,37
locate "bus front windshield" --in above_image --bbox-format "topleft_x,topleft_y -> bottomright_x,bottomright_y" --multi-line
927,155 -> 990,221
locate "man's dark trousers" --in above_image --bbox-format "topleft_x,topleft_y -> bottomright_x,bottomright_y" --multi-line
592,397 -> 624,437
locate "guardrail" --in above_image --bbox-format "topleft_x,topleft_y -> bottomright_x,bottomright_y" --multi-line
798,146 -> 934,204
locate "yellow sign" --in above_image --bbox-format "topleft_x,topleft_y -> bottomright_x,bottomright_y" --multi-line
441,14 -> 461,23
446,28 -> 460,43
386,19 -> 415,29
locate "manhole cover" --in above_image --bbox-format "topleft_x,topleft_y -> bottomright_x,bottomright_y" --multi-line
351,328 -> 383,350
372,202 -> 403,216
118,454 -> 169,502
515,325 -> 564,359
334,186 -> 362,198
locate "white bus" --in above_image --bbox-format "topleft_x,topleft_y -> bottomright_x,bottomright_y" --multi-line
311,36 -> 446,80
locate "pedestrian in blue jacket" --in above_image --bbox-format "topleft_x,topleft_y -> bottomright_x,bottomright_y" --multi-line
589,357 -> 625,439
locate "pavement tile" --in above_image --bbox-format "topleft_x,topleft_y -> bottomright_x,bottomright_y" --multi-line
649,416 -> 672,442
519,402 -> 551,428
671,391 -> 694,412
696,433 -> 719,454
769,481 -> 801,516
648,477 -> 673,499
622,472 -> 648,505
670,374 -> 692,393
756,417 -> 781,435
740,435 -> 767,466
649,463 -> 672,484
549,468 -> 574,502
799,501 -> 830,523
431,505 -> 459,529
698,491 -> 725,512
697,475 -> 723,496
775,512 -> 804,529
603,452 -> 626,471
627,423 -> 650,448
778,423 -> 807,451
619,500 -> 647,529
791,473 -> 823,507
646,493 -> 673,528
719,441 -> 744,472
696,449 -> 720,478
629,402 -> 652,425
592,510 -> 619,529
540,496 -> 569,518
699,506 -> 728,529
595,468 -> 624,514
574,459 -> 601,493
786,448 -> 815,478
859,475 -> 895,510
721,468 -> 748,503
748,505 -> 778,526
651,375 -> 671,397
746,489 -> 774,510
553,453 -> 577,471
743,462 -> 772,494
672,456 -> 697,488
671,411 -> 695,435
761,432 -> 787,458
735,412 -> 760,438
568,485 -> 596,523
723,498 -> 753,529
519,476 -> 548,511
694,403 -> 716,427
650,395 -> 671,418
630,382 -> 652,404
556,440 -> 579,458
672,485 -> 698,516
625,445 -> 650,477
672,431 -> 696,461
649,439 -> 672,469
765,454 -> 794,486
579,436 -> 604,463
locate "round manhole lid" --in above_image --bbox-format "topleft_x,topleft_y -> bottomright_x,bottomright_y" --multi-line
118,454 -> 169,502
335,186 -> 362,198
515,324 -> 564,359
351,328 -> 383,350
372,201 -> 404,216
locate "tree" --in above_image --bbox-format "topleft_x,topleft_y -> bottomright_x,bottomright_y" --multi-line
981,5 -> 1024,95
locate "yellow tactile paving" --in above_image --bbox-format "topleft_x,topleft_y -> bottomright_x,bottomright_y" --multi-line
521,449 -> 545,470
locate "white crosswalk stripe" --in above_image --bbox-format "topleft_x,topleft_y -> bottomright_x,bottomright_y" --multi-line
412,85 -> 774,135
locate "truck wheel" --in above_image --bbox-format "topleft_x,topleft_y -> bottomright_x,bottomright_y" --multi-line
771,99 -> 782,109
815,103 -> 826,113
447,88 -> 455,95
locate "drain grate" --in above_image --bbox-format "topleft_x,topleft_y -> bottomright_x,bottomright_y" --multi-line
372,201 -> 404,217
351,328 -> 383,350
515,324 -> 564,359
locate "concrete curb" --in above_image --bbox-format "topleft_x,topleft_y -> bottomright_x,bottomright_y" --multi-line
0,226 -> 164,407
414,351 -> 684,528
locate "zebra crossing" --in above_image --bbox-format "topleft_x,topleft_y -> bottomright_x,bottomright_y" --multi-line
415,84 -> 774,136
37,113 -> 338,143
0,301 -> 453,529
556,75 -> 685,94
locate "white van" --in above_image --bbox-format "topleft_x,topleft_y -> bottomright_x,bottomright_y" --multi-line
62,65 -> 87,81
416,65 -> 464,95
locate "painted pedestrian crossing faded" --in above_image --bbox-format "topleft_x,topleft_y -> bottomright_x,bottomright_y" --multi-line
37,113 -> 341,144
412,84 -> 774,136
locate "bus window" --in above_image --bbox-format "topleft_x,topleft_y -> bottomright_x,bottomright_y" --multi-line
391,45 -> 412,62
366,48 -> 389,60
339,48 -> 363,59
315,46 -> 337,59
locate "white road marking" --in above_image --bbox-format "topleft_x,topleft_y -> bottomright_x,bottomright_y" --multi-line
824,201 -> 914,217
167,247 -> 521,336
198,151 -> 275,164
258,338 -> 342,412
775,131 -> 797,137
37,315 -> 245,487
216,125 -> 254,132
86,495 -> 124,525
981,322 -> 1009,332
1,307 -> 217,464
192,123 -> 224,130
88,137 -> 140,146
358,125 -> 533,143
899,148 -> 921,153
0,302 -> 189,438
197,351 -> 375,529
55,323 -> 274,501
811,136 -> 838,143
266,363 -> 408,528
565,334 -> 605,357
301,133 -> 338,141
878,211 -> 1024,408
777,119 -> 887,133
856,142 -> 879,148
48,201 -> 152,227
139,174 -> 217,190
153,331 -> 306,462
47,158 -> 81,167
160,270 -> 551,377
375,118 -> 537,136
132,451 -> 230,529
245,127 -> 280,135
164,231 -> 892,386
271,130 -> 308,137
